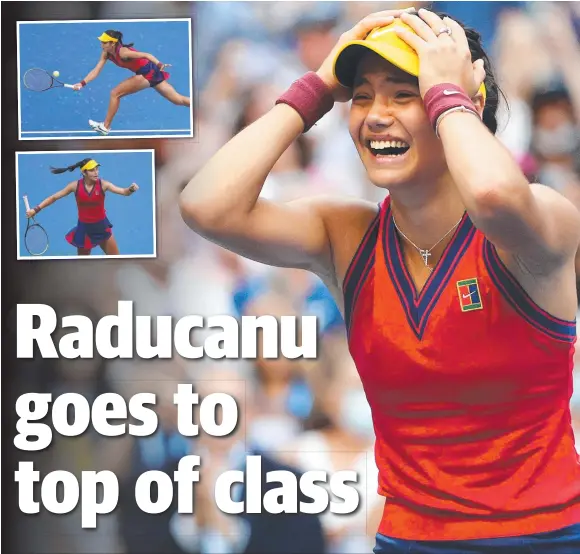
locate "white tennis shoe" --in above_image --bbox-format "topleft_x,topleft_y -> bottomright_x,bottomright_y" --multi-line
89,120 -> 110,136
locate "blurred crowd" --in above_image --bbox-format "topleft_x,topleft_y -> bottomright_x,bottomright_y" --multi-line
11,2 -> 580,554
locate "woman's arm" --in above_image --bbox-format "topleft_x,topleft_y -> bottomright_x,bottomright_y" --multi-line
180,103 -> 333,272
439,114 -> 580,268
73,52 -> 108,89
179,10 -> 402,275
26,181 -> 76,217
102,180 -> 138,196
399,10 -> 580,272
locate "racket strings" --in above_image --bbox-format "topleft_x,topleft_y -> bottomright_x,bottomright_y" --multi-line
25,224 -> 49,255
24,69 -> 54,92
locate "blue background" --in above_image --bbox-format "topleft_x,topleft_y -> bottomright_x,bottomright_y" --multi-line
17,151 -> 156,258
19,20 -> 192,138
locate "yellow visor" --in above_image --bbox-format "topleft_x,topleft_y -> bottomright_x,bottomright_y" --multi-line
333,19 -> 486,100
98,32 -> 118,43
81,159 -> 100,171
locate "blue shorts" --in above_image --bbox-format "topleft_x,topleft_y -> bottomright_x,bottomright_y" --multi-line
136,61 -> 169,87
374,524 -> 580,553
66,217 -> 113,249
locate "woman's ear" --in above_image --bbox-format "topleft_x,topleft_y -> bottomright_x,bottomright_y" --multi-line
473,58 -> 486,83
472,93 -> 485,118
472,59 -> 486,118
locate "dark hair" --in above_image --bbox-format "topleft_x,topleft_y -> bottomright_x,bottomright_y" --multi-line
104,29 -> 134,48
435,12 -> 505,135
49,158 -> 93,174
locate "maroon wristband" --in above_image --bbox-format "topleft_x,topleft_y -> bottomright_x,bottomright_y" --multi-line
33,205 -> 42,214
423,83 -> 478,131
80,80 -> 87,87
157,62 -> 163,69
275,72 -> 334,133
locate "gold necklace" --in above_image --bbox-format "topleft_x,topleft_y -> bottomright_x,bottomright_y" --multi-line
392,213 -> 464,271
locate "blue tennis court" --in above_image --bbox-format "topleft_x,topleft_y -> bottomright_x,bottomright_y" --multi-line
17,151 -> 156,259
18,20 -> 192,139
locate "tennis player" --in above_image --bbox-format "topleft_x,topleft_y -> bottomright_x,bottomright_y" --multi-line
25,158 -> 138,256
72,30 -> 190,135
180,7 -> 580,553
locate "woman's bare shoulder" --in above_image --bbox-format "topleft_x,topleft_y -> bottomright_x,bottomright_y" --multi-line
290,194 -> 383,285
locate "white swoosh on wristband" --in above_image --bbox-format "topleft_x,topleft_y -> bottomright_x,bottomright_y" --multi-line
443,90 -> 461,95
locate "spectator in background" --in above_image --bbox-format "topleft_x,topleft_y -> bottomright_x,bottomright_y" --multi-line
173,363 -> 326,554
492,8 -> 553,162
292,8 -> 340,73
241,291 -> 313,453
237,453 -> 326,554
532,4 -> 580,205
529,86 -> 580,195
113,370 -> 192,554
283,338 -> 380,554
28,303 -> 123,554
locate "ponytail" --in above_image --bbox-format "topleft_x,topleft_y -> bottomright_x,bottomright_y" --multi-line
104,29 -> 134,48
49,158 -> 92,175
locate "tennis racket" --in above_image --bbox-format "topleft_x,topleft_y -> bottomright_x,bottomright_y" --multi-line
23,68 -> 75,92
23,195 -> 49,256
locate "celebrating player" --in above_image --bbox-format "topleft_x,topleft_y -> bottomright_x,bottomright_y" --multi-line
180,7 -> 580,553
26,158 -> 139,255
73,30 -> 190,135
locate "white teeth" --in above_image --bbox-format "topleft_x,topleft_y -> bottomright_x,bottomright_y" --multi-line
369,139 -> 408,149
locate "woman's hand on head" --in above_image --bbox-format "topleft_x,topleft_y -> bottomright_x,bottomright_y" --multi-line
395,9 -> 486,98
316,8 -> 415,102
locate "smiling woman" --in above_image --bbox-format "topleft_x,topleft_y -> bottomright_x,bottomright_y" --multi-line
179,6 -> 580,553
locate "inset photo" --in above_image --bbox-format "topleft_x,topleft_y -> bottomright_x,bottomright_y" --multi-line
18,19 -> 193,140
16,150 -> 156,260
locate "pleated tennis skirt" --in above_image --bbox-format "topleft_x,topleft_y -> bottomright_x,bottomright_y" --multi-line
66,217 -> 113,249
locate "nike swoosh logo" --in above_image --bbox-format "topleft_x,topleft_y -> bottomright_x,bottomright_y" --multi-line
443,90 -> 461,96
462,292 -> 475,299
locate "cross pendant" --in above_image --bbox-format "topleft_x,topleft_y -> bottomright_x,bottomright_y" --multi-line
419,249 -> 432,268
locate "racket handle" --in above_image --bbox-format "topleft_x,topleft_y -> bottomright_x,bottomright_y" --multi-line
23,195 -> 31,211
64,84 -> 75,89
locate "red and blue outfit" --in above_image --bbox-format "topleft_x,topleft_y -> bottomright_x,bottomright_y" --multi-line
107,43 -> 169,87
66,179 -> 113,249
344,197 -> 580,553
